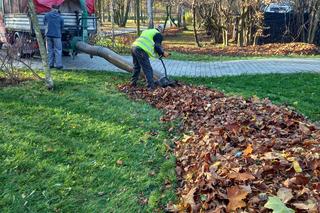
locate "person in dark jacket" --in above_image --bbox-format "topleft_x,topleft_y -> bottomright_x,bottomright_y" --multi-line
131,25 -> 170,90
44,4 -> 64,69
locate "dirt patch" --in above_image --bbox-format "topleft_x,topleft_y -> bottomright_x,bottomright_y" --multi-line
119,84 -> 320,212
165,42 -> 320,57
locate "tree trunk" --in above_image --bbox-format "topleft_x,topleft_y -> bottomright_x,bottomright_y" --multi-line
307,2 -> 320,44
163,5 -> 170,30
237,6 -> 246,47
223,29 -> 228,46
120,0 -> 131,27
136,0 -> 140,36
192,1 -> 201,47
232,17 -> 239,42
147,0 -> 154,28
110,0 -> 115,47
107,0 -> 111,22
182,6 -> 186,29
28,0 -> 53,89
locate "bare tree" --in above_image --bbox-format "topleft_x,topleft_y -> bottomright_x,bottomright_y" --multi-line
136,0 -> 141,35
147,0 -> 154,28
192,0 -> 201,47
114,0 -> 132,27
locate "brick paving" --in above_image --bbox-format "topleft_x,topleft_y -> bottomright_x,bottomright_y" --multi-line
28,53 -> 320,77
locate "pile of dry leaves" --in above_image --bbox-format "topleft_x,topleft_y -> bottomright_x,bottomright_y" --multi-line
165,42 -> 320,57
119,84 -> 320,212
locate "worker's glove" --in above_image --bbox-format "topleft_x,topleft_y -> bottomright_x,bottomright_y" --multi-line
163,52 -> 171,58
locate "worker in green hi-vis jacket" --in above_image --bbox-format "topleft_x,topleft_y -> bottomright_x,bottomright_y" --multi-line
131,25 -> 170,90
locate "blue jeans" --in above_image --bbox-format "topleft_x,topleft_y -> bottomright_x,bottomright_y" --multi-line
131,46 -> 155,89
46,37 -> 62,68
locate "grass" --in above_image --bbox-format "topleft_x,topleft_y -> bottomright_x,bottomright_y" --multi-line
169,51 -> 320,62
168,51 -> 267,62
0,71 -> 177,212
179,73 -> 320,122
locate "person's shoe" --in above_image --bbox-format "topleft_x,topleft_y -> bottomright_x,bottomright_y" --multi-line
56,66 -> 63,70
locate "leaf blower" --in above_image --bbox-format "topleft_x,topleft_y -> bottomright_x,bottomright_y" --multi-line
155,54 -> 178,88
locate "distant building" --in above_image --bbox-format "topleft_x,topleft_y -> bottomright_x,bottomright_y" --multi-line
264,3 -> 293,13
262,2 -> 295,44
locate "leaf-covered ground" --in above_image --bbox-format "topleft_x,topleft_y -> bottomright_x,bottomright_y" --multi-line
165,43 -> 320,57
119,84 -> 320,212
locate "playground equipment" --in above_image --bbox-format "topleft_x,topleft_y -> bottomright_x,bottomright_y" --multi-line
0,0 -> 166,80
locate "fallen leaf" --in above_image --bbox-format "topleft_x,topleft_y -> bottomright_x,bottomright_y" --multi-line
183,187 -> 198,211
292,199 -> 318,212
283,175 -> 309,187
148,171 -> 156,177
226,185 -> 248,211
97,192 -> 105,196
243,144 -> 253,157
277,188 -> 293,204
116,160 -> 123,165
227,172 -> 255,181
299,122 -> 311,134
264,196 -> 295,213
292,160 -> 302,173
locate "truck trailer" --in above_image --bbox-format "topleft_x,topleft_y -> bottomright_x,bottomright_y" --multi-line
0,0 -> 97,56
0,0 -> 168,83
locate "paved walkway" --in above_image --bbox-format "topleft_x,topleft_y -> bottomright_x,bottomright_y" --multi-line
28,53 -> 320,77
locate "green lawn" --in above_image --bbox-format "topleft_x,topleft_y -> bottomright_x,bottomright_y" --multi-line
179,73 -> 320,122
0,71 -> 176,212
169,51 -> 320,62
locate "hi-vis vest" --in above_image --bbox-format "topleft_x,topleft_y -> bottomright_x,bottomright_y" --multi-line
132,29 -> 159,58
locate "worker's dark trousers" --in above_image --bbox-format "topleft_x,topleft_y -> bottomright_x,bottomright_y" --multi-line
46,37 -> 63,68
131,46 -> 155,89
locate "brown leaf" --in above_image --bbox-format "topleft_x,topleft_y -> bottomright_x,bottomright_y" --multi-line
227,185 -> 248,211
283,175 -> 309,187
116,160 -> 123,165
183,187 -> 198,211
293,199 -> 318,212
277,187 -> 293,204
228,172 -> 255,181
299,122 -> 311,134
